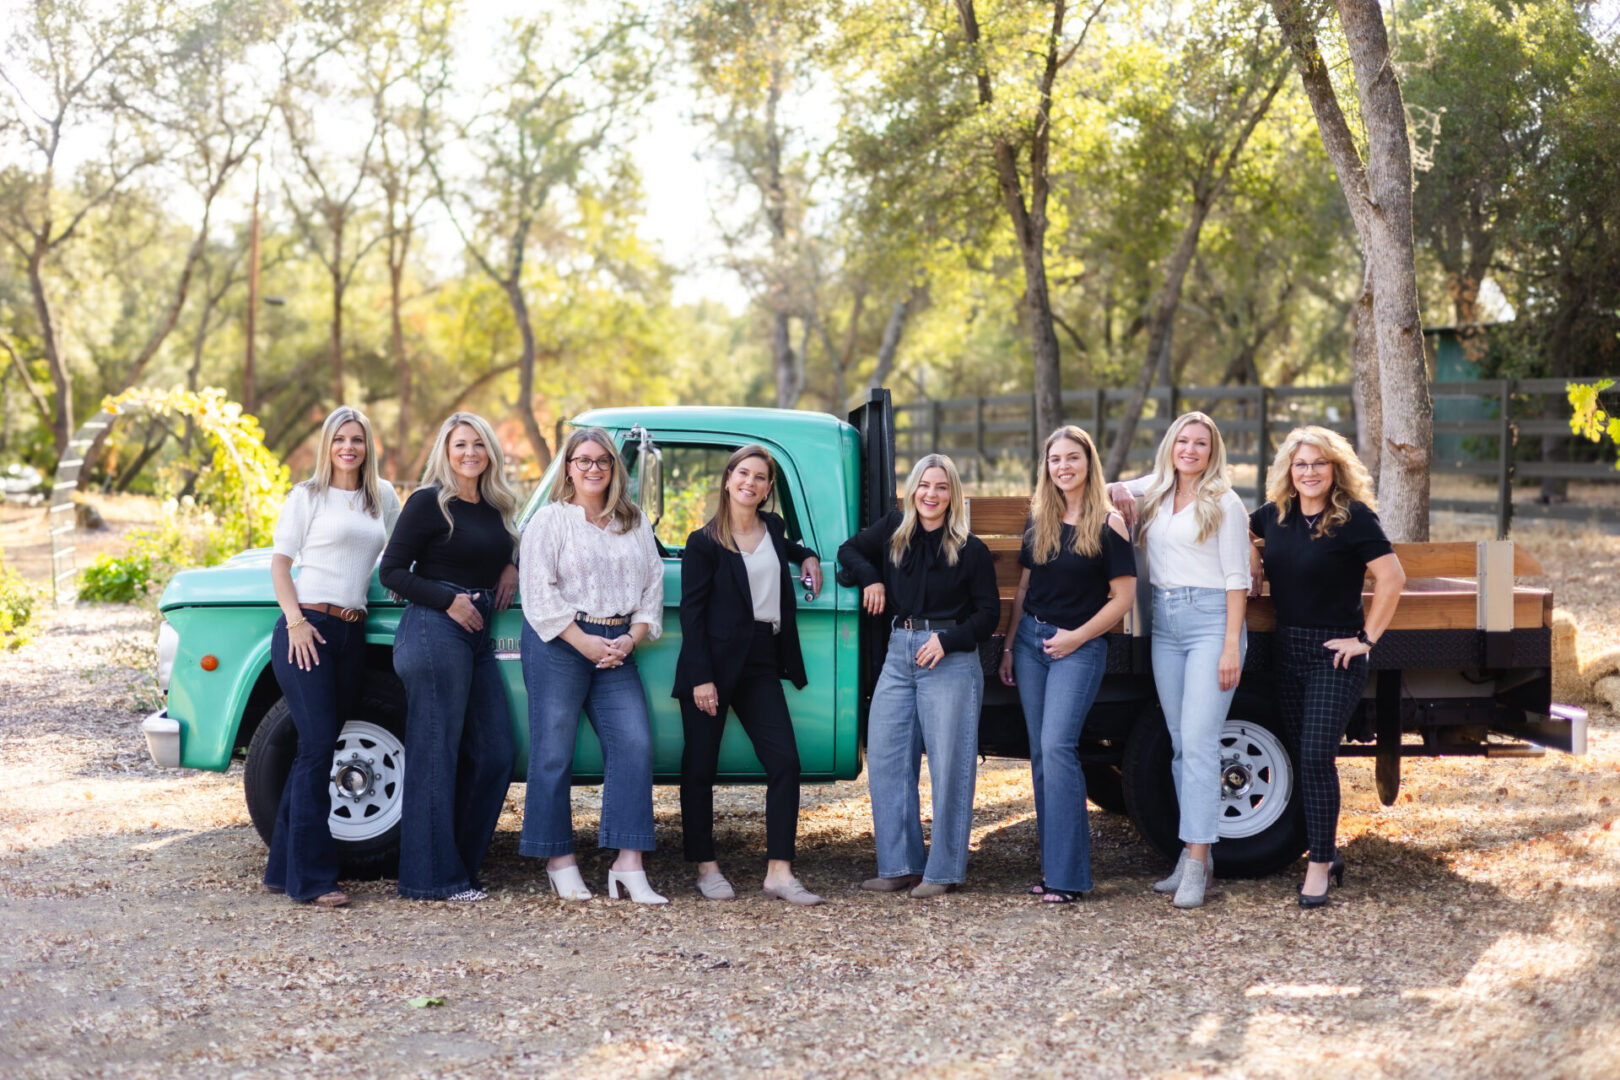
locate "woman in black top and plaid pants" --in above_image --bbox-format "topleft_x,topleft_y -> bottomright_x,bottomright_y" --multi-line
1249,427 -> 1405,908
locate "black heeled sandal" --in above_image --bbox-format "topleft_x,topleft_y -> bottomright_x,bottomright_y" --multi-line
1040,886 -> 1089,904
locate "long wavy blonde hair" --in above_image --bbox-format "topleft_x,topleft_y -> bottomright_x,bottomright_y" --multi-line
890,453 -> 968,566
704,444 -> 777,553
1135,411 -> 1234,547
548,426 -> 641,533
420,412 -> 519,542
304,406 -> 383,517
1028,426 -> 1112,563
1266,425 -> 1377,538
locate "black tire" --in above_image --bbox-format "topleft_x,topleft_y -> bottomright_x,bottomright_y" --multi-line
243,668 -> 407,880
1081,760 -> 1128,815
1120,690 -> 1306,879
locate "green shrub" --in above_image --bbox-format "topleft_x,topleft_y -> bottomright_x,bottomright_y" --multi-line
0,551 -> 39,649
79,550 -> 156,603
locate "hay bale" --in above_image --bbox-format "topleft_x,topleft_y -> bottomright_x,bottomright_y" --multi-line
1551,608 -> 1585,703
1593,675 -> 1620,713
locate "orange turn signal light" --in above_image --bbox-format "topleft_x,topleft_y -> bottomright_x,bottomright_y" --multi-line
200,655 -> 219,671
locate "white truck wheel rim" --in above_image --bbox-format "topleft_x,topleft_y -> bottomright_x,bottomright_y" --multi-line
327,721 -> 404,843
1216,721 -> 1293,840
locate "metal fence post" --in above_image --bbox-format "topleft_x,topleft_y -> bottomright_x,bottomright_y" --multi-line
1497,379 -> 1515,539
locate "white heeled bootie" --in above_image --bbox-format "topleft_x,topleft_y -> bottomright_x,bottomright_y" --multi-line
607,868 -> 668,905
547,865 -> 592,901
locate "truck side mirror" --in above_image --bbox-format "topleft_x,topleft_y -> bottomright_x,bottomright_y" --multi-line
630,426 -> 662,526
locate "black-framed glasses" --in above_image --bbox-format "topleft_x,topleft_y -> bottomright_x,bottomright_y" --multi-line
569,456 -> 614,473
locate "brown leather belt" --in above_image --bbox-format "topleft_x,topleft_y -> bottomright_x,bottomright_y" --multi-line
301,602 -> 366,623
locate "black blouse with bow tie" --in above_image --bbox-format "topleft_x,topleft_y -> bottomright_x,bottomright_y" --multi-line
836,509 -> 999,654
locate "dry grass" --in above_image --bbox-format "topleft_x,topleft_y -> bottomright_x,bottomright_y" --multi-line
3,603 -> 1620,1079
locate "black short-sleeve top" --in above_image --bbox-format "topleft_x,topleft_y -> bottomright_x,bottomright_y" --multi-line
1248,500 -> 1394,630
1018,518 -> 1138,632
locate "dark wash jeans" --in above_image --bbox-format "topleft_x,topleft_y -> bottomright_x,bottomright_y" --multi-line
393,588 -> 514,899
264,610 -> 365,901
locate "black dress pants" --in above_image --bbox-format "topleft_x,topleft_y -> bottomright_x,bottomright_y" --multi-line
680,623 -> 802,862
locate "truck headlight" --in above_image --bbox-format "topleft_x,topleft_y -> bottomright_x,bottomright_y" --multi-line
157,620 -> 179,693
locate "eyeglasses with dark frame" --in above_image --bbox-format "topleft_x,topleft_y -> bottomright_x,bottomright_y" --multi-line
569,456 -> 614,474
1290,459 -> 1333,473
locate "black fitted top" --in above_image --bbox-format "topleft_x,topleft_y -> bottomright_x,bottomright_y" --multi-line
1018,519 -> 1137,631
1249,500 -> 1393,629
380,487 -> 514,610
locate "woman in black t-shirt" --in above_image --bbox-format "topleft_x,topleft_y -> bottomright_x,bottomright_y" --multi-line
998,426 -> 1136,902
1249,426 -> 1404,908
838,453 -> 999,898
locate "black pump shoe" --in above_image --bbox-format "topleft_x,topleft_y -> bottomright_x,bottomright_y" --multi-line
1297,855 -> 1346,909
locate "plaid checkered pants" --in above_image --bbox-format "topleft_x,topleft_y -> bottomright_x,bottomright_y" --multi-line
1275,625 -> 1370,863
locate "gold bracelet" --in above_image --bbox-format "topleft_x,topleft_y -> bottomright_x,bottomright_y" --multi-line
286,616 -> 308,630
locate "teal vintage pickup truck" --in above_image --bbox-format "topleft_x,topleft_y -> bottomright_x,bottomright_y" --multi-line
143,389 -> 1586,878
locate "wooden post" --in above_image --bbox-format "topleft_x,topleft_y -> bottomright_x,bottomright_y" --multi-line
929,398 -> 942,455
243,157 -> 261,414
1256,386 -> 1271,505
1497,380 -> 1514,539
974,396 -> 986,482
1093,387 -> 1106,456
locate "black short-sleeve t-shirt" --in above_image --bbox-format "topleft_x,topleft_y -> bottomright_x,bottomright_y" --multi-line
1249,500 -> 1393,630
1018,519 -> 1138,631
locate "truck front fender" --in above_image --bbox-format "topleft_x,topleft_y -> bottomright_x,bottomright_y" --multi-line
163,606 -> 279,771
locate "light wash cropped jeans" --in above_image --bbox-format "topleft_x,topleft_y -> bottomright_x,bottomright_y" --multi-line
1151,586 -> 1246,847
866,628 -> 983,885
1012,614 -> 1109,893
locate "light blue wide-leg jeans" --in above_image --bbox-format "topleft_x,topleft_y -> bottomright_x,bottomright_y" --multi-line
1152,586 -> 1246,846
866,628 -> 983,884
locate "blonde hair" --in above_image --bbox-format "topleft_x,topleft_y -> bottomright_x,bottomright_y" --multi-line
704,444 -> 777,553
890,454 -> 968,566
304,406 -> 383,517
1135,411 -> 1234,547
548,426 -> 640,533
419,412 -> 519,543
1028,426 -> 1112,563
1266,425 -> 1377,538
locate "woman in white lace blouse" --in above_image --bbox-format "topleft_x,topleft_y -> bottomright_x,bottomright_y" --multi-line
517,427 -> 667,904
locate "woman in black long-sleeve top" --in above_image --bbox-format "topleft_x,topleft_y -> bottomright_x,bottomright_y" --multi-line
380,412 -> 519,903
837,453 -> 999,898
674,445 -> 825,905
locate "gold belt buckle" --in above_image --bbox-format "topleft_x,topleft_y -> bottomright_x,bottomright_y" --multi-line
341,606 -> 364,623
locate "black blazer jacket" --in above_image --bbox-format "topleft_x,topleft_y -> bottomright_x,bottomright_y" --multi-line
671,511 -> 812,699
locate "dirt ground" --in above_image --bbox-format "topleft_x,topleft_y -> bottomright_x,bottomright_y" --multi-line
3,603 -> 1620,1080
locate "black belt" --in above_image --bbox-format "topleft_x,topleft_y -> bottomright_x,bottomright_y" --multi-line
892,616 -> 960,632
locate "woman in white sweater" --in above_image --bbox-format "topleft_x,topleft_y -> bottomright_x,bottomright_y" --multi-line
264,407 -> 400,907
517,427 -> 666,904
1108,411 -> 1249,909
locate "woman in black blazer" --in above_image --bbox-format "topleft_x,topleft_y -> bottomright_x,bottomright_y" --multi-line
674,445 -> 824,905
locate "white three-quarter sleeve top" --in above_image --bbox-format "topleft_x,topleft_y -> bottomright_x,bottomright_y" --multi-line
271,481 -> 401,610
518,500 -> 665,641
1123,476 -> 1251,592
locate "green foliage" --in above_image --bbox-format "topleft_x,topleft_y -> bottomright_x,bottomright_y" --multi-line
105,387 -> 289,558
0,549 -> 40,649
79,550 -> 156,604
1569,380 -> 1620,472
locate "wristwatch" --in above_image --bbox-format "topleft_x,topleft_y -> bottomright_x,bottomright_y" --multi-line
1356,629 -> 1374,646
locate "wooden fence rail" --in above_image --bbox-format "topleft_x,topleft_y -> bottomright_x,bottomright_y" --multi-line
895,378 -> 1620,537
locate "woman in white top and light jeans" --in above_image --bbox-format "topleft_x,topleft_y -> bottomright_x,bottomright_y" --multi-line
264,407 -> 400,908
1109,411 -> 1249,909
517,427 -> 666,904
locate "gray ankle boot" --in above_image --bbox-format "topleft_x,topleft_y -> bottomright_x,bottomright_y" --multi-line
1173,855 -> 1208,909
1153,849 -> 1189,893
